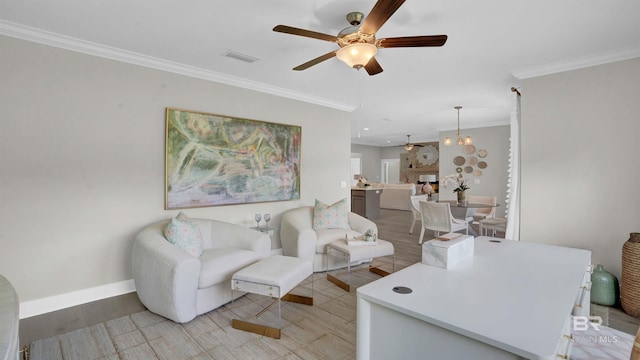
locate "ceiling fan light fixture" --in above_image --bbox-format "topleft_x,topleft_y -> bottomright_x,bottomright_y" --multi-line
404,134 -> 414,151
336,43 -> 377,69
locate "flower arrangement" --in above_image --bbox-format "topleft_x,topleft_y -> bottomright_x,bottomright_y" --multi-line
364,229 -> 375,242
440,174 -> 470,193
357,176 -> 369,187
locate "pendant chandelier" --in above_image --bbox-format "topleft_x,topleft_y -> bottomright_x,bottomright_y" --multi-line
444,106 -> 472,146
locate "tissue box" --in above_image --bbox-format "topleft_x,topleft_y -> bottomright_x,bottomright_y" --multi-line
422,235 -> 474,269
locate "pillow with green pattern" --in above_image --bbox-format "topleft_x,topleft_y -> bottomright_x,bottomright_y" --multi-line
313,198 -> 350,230
163,212 -> 203,257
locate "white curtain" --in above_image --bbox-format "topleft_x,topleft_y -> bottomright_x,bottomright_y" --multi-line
505,90 -> 521,240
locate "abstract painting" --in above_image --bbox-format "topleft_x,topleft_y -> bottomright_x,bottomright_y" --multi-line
165,108 -> 301,209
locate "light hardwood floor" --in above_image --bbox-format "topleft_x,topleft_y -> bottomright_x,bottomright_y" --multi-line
20,209 -> 639,359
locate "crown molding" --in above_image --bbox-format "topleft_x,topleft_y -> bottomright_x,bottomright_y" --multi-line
0,20 -> 357,112
511,46 -> 640,80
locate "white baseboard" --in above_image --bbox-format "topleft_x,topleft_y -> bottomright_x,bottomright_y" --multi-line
19,279 -> 136,319
20,250 -> 285,319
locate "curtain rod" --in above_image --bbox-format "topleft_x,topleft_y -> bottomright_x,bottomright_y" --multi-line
511,87 -> 521,96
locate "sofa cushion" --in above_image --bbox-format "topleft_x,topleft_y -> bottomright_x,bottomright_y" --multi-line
198,248 -> 263,288
315,228 -> 363,253
313,198 -> 350,230
163,213 -> 204,257
380,183 -> 416,211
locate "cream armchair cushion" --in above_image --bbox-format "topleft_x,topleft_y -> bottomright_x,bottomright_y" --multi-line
280,206 -> 378,272
380,183 -> 416,210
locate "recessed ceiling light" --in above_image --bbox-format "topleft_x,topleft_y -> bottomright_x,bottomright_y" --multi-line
363,127 -> 369,131
223,50 -> 259,63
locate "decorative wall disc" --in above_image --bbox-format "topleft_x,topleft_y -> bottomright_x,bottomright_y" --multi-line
477,149 -> 488,158
474,169 -> 483,177
456,167 -> 463,173
467,156 -> 478,166
463,144 -> 476,154
417,145 -> 439,167
478,161 -> 488,169
453,156 -> 465,166
464,166 -> 473,174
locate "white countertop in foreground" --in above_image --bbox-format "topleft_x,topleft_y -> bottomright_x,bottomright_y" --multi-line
357,237 -> 591,359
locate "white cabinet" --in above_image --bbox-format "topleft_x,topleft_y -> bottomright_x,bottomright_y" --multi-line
572,264 -> 593,317
356,237 -> 592,360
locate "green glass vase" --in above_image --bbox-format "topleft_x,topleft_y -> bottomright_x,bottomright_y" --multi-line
457,190 -> 467,203
591,264 -> 619,306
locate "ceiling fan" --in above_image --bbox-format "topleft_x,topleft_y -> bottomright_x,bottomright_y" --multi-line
273,0 -> 448,75
403,134 -> 424,151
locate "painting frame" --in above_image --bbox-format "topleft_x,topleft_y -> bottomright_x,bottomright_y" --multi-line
165,108 -> 301,209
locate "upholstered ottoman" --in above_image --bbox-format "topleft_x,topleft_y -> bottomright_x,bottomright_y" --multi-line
230,255 -> 313,339
326,238 -> 395,291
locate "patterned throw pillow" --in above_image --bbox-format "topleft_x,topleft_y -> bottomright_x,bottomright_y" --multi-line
163,212 -> 204,257
313,198 -> 350,230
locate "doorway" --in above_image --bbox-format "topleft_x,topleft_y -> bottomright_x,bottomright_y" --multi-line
381,159 -> 400,184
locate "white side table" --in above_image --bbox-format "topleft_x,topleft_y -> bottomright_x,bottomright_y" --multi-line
251,226 -> 275,236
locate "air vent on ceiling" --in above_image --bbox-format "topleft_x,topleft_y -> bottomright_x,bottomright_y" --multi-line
223,50 -> 259,63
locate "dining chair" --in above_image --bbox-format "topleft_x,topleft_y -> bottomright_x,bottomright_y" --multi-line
467,195 -> 497,222
418,201 -> 469,244
409,194 -> 429,234
479,217 -> 507,237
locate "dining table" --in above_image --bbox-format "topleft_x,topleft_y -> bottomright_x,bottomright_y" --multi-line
438,200 -> 500,236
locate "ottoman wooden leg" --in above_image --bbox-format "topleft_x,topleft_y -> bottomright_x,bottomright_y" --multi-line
232,319 -> 281,339
327,273 -> 350,292
282,293 -> 313,305
369,266 -> 391,277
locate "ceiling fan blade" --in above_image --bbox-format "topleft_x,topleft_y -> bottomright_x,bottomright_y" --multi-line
293,51 -> 338,71
364,57 -> 384,76
378,35 -> 448,48
273,25 -> 338,42
359,0 -> 406,35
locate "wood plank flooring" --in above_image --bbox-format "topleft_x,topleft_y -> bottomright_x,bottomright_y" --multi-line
23,209 -> 424,359
21,209 -> 639,359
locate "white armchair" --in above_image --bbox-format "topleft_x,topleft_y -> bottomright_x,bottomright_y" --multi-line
409,194 -> 429,234
280,206 -> 378,272
418,201 -> 469,244
132,218 -> 270,323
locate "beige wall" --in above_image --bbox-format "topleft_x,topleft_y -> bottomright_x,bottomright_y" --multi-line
351,144 -> 383,183
520,57 -> 640,279
0,35 -> 351,313
438,125 -> 510,213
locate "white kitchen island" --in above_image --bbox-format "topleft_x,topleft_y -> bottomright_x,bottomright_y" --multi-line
356,237 -> 592,360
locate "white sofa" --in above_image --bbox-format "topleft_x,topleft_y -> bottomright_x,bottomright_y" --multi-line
280,206 -> 378,272
132,218 -> 271,323
379,183 -> 416,211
